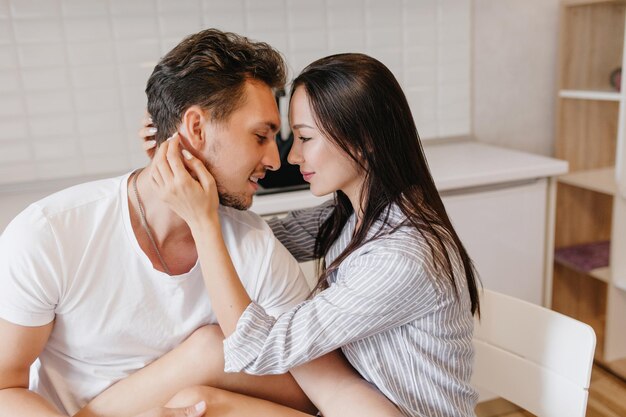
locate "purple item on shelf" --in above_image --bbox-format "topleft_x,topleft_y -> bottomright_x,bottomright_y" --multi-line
554,240 -> 610,272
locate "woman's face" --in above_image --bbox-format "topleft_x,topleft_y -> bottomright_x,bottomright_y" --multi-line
288,86 -> 362,198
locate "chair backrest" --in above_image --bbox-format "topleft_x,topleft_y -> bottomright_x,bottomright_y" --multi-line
471,289 -> 596,417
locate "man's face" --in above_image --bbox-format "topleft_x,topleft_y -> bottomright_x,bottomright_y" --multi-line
199,79 -> 281,210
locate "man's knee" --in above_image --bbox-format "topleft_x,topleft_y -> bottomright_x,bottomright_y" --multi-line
166,385 -> 226,409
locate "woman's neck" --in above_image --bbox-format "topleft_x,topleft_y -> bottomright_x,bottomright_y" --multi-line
342,180 -> 366,230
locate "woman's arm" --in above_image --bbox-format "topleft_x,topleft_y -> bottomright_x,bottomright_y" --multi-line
151,136 -> 251,334
222,248 -> 436,375
152,137 -> 438,371
142,129 -> 402,417
291,351 -> 403,417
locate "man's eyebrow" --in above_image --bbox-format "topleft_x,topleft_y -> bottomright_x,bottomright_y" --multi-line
292,123 -> 314,129
257,121 -> 279,132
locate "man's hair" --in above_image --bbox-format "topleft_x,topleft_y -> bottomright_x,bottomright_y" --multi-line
146,28 -> 287,144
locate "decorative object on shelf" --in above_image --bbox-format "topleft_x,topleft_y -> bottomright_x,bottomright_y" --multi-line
610,67 -> 622,92
554,240 -> 610,273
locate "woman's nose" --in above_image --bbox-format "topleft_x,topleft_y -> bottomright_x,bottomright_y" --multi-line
287,139 -> 303,166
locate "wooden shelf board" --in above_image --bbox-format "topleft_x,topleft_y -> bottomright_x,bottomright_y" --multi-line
558,167 -> 617,195
559,90 -> 622,101
556,261 -> 612,283
591,266 -> 612,283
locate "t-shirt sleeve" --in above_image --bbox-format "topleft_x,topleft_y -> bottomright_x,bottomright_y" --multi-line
252,234 -> 311,318
0,205 -> 63,326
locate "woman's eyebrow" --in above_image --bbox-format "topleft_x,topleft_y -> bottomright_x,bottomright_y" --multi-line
292,123 -> 314,129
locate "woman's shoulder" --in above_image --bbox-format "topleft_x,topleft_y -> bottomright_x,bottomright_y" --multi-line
352,204 -> 464,288
364,205 -> 429,257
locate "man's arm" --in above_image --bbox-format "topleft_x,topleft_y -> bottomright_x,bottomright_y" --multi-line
266,201 -> 334,263
79,326 -> 315,417
0,318 -> 64,417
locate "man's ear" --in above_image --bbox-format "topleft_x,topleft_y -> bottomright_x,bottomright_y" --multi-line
180,105 -> 209,153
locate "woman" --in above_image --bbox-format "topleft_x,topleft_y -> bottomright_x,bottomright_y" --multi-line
87,53 -> 480,417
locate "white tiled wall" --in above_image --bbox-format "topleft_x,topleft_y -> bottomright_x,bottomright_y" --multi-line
0,0 -> 470,186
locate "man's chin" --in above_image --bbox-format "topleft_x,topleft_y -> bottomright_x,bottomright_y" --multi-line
218,192 -> 252,211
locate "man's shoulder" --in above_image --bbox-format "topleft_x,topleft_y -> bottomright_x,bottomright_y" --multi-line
2,174 -> 127,241
33,174 -> 127,219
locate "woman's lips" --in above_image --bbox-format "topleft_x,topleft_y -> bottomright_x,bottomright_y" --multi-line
302,172 -> 315,182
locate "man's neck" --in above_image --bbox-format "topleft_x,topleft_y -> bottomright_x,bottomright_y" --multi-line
128,168 -> 198,274
133,168 -> 191,237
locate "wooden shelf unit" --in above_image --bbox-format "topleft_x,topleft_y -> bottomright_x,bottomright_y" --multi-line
553,0 -> 626,371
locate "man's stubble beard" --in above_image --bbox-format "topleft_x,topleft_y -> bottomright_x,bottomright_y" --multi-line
201,134 -> 252,211
204,160 -> 251,211
217,182 -> 251,211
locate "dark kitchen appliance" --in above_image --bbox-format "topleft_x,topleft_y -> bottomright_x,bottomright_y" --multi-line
257,131 -> 309,195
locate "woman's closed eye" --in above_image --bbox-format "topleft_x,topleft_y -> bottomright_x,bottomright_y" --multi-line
298,136 -> 312,142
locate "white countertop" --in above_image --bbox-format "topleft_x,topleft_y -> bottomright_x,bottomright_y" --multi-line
425,140 -> 568,191
251,139 -> 568,216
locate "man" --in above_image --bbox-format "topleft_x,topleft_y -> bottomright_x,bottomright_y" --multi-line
0,29 -> 312,417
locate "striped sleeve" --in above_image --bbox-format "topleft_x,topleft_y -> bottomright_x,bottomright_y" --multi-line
266,201 -> 334,262
223,250 -> 441,375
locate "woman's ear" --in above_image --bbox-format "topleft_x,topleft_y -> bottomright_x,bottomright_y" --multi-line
180,106 -> 209,153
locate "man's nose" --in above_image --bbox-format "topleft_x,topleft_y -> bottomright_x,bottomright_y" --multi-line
263,137 -> 281,171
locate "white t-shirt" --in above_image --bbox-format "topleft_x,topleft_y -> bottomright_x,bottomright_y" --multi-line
0,172 -> 310,416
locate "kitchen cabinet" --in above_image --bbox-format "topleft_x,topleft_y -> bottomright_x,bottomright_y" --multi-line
552,0 -> 626,376
441,179 -> 548,305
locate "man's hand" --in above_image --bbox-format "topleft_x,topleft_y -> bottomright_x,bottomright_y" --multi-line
135,401 -> 206,417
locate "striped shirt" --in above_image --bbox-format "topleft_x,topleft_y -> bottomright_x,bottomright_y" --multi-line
224,202 -> 478,417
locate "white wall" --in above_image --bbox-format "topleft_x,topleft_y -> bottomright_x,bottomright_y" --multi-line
0,0 -> 564,230
472,0 -> 561,156
0,0 -> 470,188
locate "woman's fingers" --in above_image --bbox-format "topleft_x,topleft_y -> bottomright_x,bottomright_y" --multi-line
149,164 -> 164,188
142,112 -> 153,127
166,135 -> 189,180
134,401 -> 206,417
181,149 -> 215,192
163,401 -> 206,417
139,126 -> 157,140
140,112 -> 156,157
143,139 -> 157,151
153,134 -> 175,185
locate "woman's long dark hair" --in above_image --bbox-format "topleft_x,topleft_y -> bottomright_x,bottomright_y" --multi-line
291,53 -> 480,316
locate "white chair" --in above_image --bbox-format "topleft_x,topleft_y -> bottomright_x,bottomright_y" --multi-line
471,289 -> 596,417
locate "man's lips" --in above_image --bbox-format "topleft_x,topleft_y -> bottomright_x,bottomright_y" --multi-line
248,174 -> 265,190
